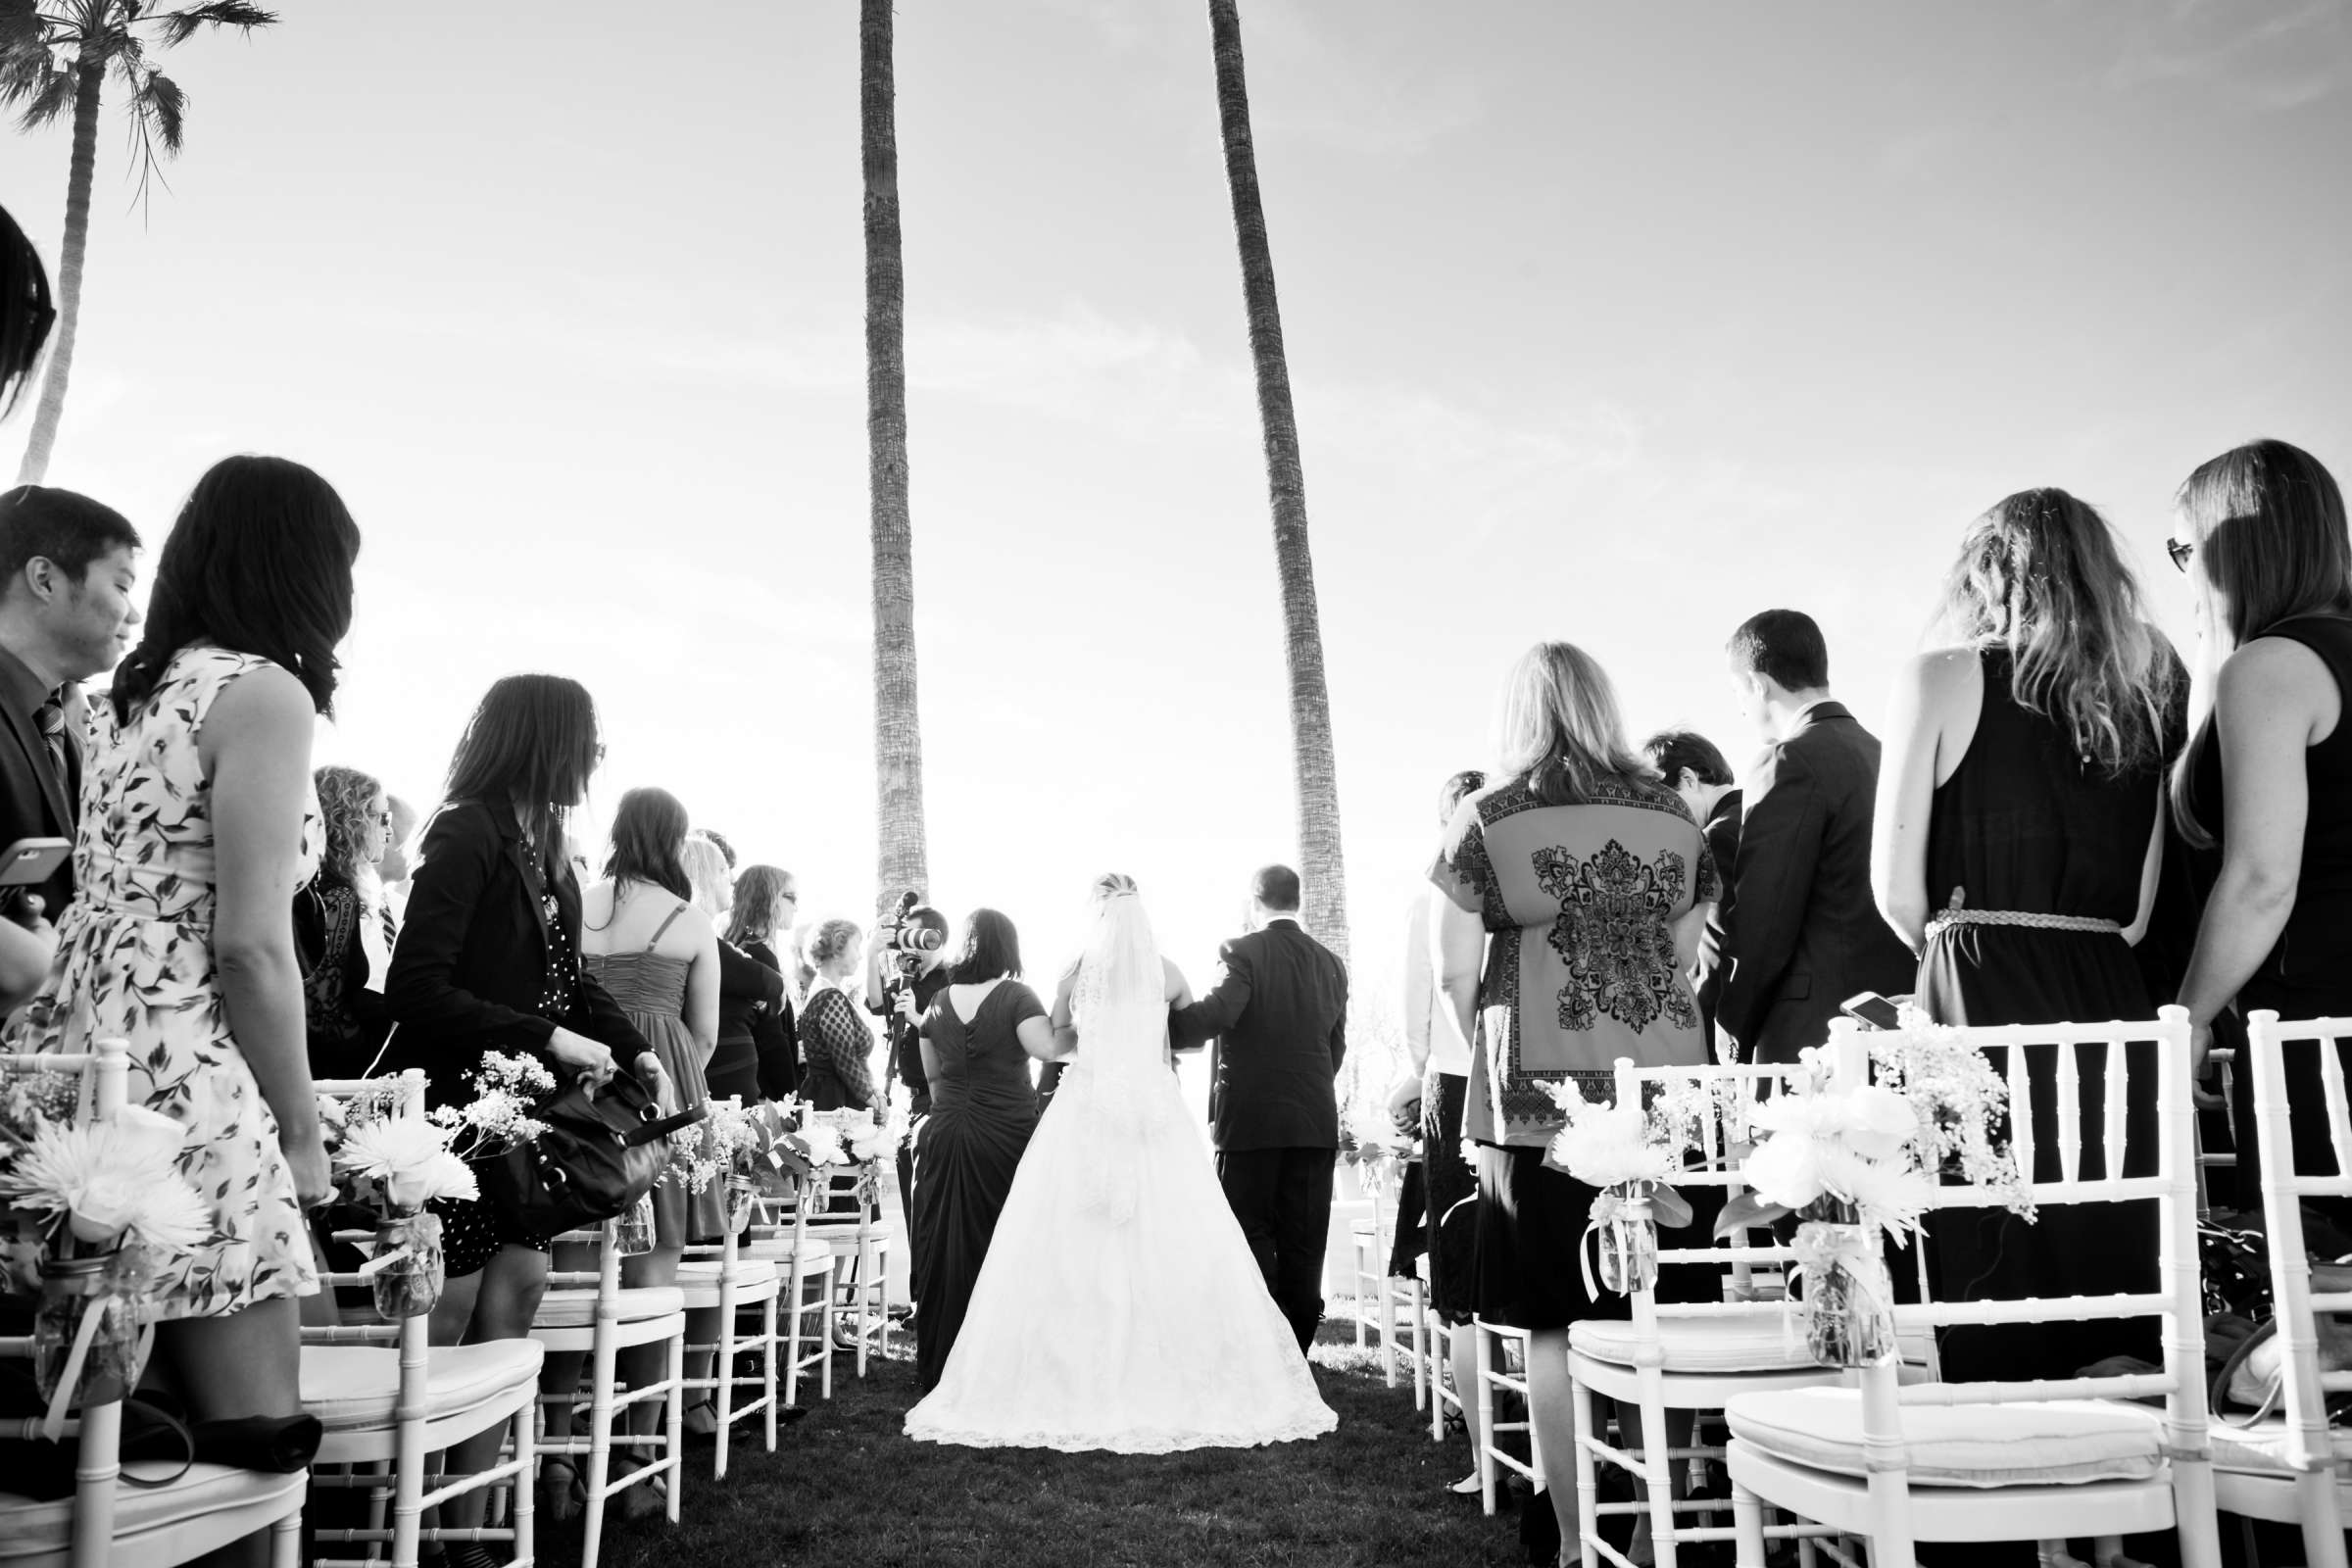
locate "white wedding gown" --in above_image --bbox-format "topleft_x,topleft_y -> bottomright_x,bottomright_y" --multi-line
903,892 -> 1338,1452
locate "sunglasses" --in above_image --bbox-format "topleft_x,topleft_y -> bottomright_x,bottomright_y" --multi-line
2167,538 -> 2195,573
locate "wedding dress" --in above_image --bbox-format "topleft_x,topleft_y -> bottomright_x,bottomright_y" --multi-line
903,889 -> 1338,1452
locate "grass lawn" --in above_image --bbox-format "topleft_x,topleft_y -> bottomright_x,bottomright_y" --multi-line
558,1324 -> 1527,1568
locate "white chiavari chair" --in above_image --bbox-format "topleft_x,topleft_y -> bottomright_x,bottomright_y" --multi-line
1,1039 -> 308,1568
785,1137 -> 893,1375
1567,1052 -> 1867,1568
673,1101 -> 781,1480
1473,1316 -> 1542,1516
1726,1007 -> 2221,1568
1348,1155 -> 1415,1393
301,1071 -> 542,1568
740,1177 -> 836,1404
528,1219 -> 685,1568
2216,1010 -> 2352,1568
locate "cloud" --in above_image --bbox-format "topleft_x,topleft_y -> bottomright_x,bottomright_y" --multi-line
2105,0 -> 2347,108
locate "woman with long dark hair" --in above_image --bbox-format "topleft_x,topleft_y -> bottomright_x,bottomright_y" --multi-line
712,862 -> 798,1102
382,673 -> 651,1549
13,454 -> 359,1565
296,762 -> 396,1080
2168,440 -> 2352,1217
1873,486 -> 2184,1384
908,908 -> 1058,1393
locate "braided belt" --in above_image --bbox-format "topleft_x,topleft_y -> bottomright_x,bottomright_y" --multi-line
1926,897 -> 2122,941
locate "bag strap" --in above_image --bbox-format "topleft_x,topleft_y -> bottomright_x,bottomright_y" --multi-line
2212,1317 -> 2284,1429
115,1396 -> 196,1489
626,1103 -> 708,1148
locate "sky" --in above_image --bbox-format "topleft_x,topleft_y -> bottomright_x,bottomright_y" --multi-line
0,0 -> 2346,1044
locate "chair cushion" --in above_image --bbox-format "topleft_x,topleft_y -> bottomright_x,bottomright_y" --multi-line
1727,1387 -> 2163,1489
1572,1312 -> 1825,1374
0,1464 -> 306,1563
300,1340 -> 545,1432
530,1285 -> 685,1329
676,1258 -> 780,1291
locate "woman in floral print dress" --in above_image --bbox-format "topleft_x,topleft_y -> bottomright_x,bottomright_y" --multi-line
13,457 -> 360,1513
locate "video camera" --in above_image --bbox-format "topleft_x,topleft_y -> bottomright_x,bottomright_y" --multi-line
880,891 -> 949,990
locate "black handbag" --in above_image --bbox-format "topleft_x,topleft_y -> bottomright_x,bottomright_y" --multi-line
475,1065 -> 703,1236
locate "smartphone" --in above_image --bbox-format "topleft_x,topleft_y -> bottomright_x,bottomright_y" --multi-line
0,836 -> 71,888
1839,991 -> 1904,1031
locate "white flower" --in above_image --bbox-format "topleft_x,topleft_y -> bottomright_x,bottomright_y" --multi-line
1548,1103 -> 1674,1189
1741,1129 -> 1830,1209
0,1114 -> 212,1253
798,1124 -> 848,1167
335,1118 -> 475,1211
1842,1086 -> 1920,1161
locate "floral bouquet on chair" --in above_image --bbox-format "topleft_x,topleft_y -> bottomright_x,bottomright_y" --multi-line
663,1099 -> 771,1234
1542,1083 -> 1707,1298
321,1054 -> 552,1319
0,1077 -> 219,1433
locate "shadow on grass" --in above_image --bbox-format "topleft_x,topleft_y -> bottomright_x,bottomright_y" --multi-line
550,1324 -> 1526,1568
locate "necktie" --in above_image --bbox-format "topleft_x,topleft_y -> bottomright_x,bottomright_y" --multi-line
30,695 -> 67,800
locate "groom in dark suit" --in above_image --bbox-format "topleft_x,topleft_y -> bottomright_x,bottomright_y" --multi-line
1170,865 -> 1349,1352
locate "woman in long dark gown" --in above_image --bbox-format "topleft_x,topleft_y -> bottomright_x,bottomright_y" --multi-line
908,909 -> 1059,1395
1874,488 -> 2183,1385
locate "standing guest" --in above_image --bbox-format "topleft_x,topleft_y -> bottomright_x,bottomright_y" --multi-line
2168,440 -> 2352,1220
684,833 -> 791,1105
1169,864 -> 1350,1353
13,455 -> 359,1566
296,763 -> 397,1080
362,793 -> 417,1006
553,788 -> 722,1488
0,483 -> 141,926
715,863 -> 799,1102
1642,729 -> 1741,1052
1717,610 -> 1914,1063
381,674 -> 648,1545
1429,641 -> 1715,1561
0,211 -> 65,1010
908,908 -> 1057,1393
1874,488 -> 2181,1383
802,918 -> 880,1110
1389,767 -> 1486,1487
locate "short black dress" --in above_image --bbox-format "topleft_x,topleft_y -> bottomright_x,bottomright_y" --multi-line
1916,649 -> 2177,1382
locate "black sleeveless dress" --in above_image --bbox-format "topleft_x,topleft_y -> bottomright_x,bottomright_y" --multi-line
1916,649 -> 2176,1382
2189,614 -> 2352,1220
910,981 -> 1047,1394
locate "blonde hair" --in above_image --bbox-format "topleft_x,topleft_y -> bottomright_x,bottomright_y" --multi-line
1494,641 -> 1654,805
1936,488 -> 2176,774
680,832 -> 732,919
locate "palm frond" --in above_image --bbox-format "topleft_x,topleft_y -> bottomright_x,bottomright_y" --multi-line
150,1 -> 275,47
0,57 -> 75,130
0,1 -> 48,56
126,63 -> 180,151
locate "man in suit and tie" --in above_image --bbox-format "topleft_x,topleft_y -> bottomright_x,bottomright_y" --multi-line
1716,610 -> 1914,1065
1170,864 -> 1350,1353
0,486 -> 142,927
1644,729 -> 1743,1054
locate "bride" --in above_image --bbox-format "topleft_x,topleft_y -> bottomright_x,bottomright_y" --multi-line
904,872 -> 1338,1452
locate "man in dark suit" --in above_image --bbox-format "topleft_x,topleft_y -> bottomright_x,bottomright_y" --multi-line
0,485 -> 142,925
1170,864 -> 1349,1352
1716,610 -> 1915,1064
1643,728 -> 1742,1053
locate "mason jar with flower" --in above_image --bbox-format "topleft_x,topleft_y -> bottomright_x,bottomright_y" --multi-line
1542,1085 -> 1695,1298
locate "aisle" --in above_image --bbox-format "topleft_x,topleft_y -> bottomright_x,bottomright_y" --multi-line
570,1324 -> 1527,1568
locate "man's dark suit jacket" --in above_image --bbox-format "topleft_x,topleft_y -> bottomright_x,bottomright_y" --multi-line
1169,918 -> 1349,1151
1716,703 -> 1915,1064
381,798 -> 648,1106
0,648 -> 80,918
1693,788 -> 1741,1047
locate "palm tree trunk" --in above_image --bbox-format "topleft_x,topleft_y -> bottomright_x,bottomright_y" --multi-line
16,55 -> 105,485
862,0 -> 927,918
1206,0 -> 1349,962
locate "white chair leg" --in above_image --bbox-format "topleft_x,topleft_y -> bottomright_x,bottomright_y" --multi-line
579,1331 -> 617,1568
761,1292 -> 780,1451
510,1400 -> 536,1568
1409,1279 -> 1428,1410
272,1508 -> 303,1568
1570,1373 -> 1599,1568
665,1328 -> 684,1524
1475,1322 -> 1498,1517
713,1282 -> 738,1481
1731,1480 -> 1766,1568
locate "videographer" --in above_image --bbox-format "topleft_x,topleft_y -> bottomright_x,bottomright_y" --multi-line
868,894 -> 952,1299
